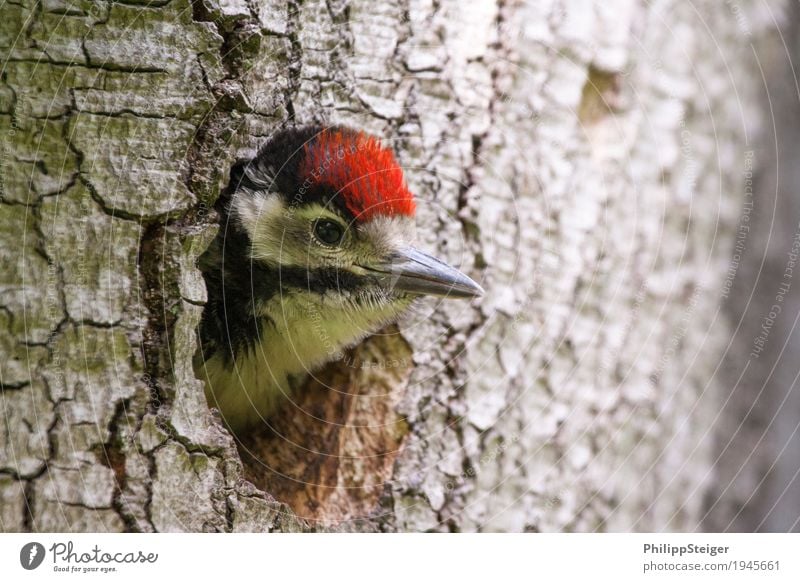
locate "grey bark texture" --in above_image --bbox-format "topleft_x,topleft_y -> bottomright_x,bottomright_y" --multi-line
0,0 -> 776,532
702,2 -> 800,532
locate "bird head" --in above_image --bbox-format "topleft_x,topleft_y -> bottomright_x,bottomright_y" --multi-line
227,126 -> 484,323
197,125 -> 484,431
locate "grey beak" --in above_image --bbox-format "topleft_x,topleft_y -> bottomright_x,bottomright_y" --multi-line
363,247 -> 484,299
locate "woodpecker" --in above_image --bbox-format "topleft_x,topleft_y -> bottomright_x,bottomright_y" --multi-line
195,125 -> 483,434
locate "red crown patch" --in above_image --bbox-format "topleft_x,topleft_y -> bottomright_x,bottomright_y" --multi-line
300,128 -> 416,222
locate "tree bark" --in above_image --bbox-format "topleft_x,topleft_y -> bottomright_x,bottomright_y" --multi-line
701,2 -> 800,532
0,0 -> 773,532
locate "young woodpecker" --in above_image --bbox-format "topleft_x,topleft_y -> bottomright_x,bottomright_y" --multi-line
196,125 -> 483,434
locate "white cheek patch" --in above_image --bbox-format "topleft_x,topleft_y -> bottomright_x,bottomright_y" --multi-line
231,191 -> 298,266
232,189 -> 278,234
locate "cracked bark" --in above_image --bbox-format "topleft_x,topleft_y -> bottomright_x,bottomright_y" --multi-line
0,0 -> 773,532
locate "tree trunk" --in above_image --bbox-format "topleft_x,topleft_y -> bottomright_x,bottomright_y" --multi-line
0,0 -> 772,532
701,2 -> 800,532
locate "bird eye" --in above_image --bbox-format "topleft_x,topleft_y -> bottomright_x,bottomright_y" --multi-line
313,219 -> 344,246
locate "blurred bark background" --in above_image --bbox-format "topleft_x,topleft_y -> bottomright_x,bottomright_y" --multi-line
702,1 -> 800,533
0,0 -> 783,532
